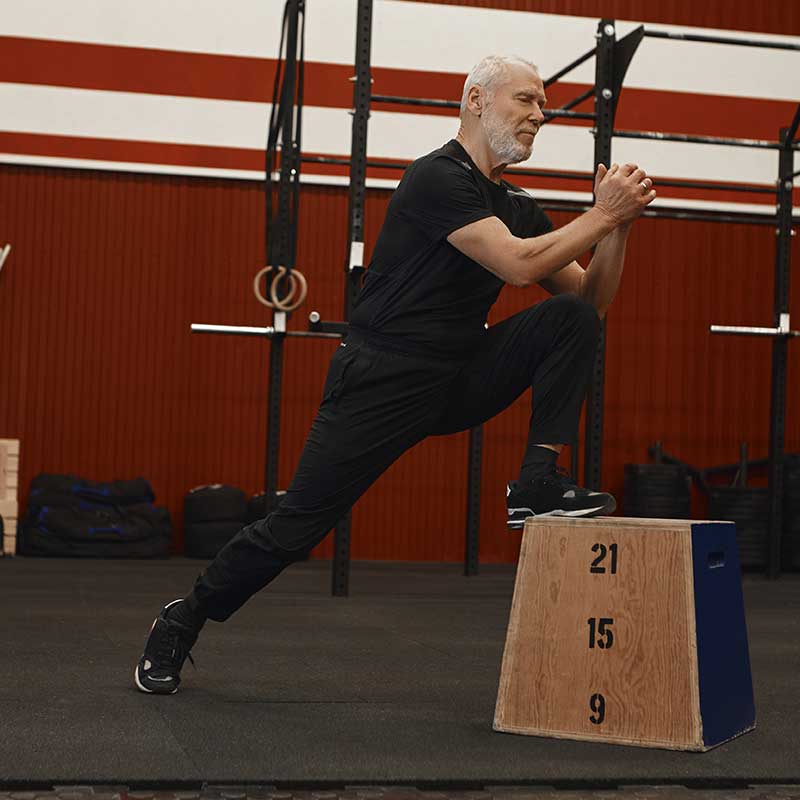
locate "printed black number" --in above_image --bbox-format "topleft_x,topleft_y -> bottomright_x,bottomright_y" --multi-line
587,617 -> 615,649
589,693 -> 606,724
590,542 -> 618,574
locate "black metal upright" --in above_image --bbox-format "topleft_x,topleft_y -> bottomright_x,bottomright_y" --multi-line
265,0 -> 304,499
344,0 -> 372,317
464,426 -> 481,576
767,125 -> 796,578
584,21 -> 643,490
584,19 -> 616,491
330,0 -> 373,597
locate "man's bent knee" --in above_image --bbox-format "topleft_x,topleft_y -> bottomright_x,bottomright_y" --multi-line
539,292 -> 601,334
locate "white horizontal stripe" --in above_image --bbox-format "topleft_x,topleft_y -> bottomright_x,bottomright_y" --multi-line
0,83 -> 350,151
2,84 -> 797,187
2,0 -> 798,101
1,154 -> 790,218
0,0 -> 329,59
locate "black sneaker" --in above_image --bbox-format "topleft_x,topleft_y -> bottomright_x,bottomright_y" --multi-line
134,599 -> 199,694
506,466 -> 616,529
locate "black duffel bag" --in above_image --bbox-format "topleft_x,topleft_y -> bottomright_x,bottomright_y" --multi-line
20,473 -> 170,557
26,473 -> 155,511
22,503 -> 171,558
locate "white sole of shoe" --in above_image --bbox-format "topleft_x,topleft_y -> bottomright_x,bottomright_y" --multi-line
540,506 -> 607,517
507,504 -> 609,527
134,665 -> 178,694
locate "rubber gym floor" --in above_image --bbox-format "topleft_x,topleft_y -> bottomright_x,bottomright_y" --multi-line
0,558 -> 798,797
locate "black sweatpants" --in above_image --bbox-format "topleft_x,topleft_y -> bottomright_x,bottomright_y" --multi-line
186,293 -> 601,622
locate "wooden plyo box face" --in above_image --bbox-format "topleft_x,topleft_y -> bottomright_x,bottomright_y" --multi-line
0,439 -> 20,501
494,518 -> 702,749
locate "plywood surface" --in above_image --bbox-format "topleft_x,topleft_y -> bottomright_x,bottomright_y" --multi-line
495,518 -> 702,749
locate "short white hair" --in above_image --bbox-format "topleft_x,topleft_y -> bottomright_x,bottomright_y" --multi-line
459,55 -> 540,119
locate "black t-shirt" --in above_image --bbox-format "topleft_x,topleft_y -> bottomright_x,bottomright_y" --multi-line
349,138 -> 554,359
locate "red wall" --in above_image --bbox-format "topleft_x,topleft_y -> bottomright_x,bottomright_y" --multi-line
405,0 -> 800,36
1,163 -> 798,562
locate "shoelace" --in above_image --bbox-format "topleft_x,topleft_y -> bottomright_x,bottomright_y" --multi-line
156,620 -> 197,671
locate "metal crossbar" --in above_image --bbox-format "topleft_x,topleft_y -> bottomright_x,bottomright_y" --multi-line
643,28 -> 800,52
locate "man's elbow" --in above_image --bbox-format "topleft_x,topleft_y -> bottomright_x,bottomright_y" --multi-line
504,237 -> 546,288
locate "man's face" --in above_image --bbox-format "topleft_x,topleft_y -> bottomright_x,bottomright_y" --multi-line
481,64 -> 546,165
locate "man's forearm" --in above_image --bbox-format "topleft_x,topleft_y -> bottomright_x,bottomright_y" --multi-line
580,224 -> 630,318
515,206 -> 618,286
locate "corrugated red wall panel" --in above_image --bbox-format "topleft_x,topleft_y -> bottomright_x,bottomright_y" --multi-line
2,164 -> 798,563
404,0 -> 800,36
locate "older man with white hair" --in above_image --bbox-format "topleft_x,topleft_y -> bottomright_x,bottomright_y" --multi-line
134,55 -> 657,696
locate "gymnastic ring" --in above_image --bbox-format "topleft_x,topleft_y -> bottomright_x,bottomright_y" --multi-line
269,266 -> 307,312
268,266 -> 299,307
253,265 -> 300,309
253,266 -> 277,308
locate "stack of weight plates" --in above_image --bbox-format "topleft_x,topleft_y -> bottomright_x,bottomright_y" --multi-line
183,484 -> 247,558
624,463 -> 691,519
708,486 -> 769,569
782,455 -> 800,571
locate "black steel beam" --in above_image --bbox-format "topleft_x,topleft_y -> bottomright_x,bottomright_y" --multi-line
767,131 -> 794,579
345,0 -> 373,321
612,128 -> 799,150
276,0 -> 301,273
264,0 -> 303,502
785,102 -> 800,146
543,46 -> 597,87
559,86 -> 595,112
647,178 -> 776,195
371,94 -> 458,109
332,511 -> 351,597
331,0 -> 373,598
545,109 -> 596,121
301,155 -> 780,197
370,94 -> 594,120
266,329 -> 284,496
643,28 -> 800,52
464,426 -> 482,576
584,19 -> 615,491
637,208 -> 797,226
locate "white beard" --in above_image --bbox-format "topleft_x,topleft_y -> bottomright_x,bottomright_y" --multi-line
482,105 -> 533,165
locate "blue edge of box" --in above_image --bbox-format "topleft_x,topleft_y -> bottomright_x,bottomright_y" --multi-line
691,522 -> 757,748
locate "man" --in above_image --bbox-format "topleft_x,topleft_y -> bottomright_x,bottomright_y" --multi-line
134,55 -> 656,694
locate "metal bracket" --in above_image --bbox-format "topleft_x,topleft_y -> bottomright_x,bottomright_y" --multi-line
710,314 -> 799,337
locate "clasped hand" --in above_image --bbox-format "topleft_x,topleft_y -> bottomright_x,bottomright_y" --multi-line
594,162 -> 657,228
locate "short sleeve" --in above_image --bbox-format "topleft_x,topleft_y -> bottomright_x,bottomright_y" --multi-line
397,156 -> 493,240
531,202 -> 554,237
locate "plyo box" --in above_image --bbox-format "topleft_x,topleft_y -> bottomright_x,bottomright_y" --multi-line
0,439 -> 19,501
0,439 -> 19,555
1,497 -> 18,555
494,517 -> 755,751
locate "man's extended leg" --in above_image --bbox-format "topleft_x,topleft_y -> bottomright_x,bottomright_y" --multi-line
134,337 -> 458,693
429,292 -> 615,524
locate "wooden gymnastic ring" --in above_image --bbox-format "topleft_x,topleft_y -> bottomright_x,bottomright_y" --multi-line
253,266 -> 277,308
253,266 -> 307,312
269,266 -> 308,312
254,265 -> 300,309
